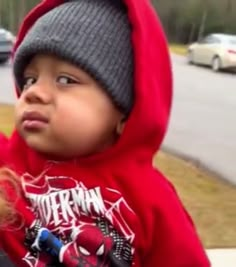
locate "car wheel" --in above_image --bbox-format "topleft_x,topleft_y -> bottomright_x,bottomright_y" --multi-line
187,50 -> 194,64
211,56 -> 221,72
0,58 -> 9,65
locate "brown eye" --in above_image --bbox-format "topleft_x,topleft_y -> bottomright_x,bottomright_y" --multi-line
57,76 -> 78,85
23,77 -> 37,89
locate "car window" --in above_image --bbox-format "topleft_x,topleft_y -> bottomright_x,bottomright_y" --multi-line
199,36 -> 211,44
216,36 -> 236,45
200,36 -> 220,44
228,38 -> 236,45
212,37 -> 221,44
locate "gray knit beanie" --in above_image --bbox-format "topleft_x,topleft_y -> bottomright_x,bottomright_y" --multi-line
13,0 -> 134,115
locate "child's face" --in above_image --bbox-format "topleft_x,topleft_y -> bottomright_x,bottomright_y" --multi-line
15,54 -> 124,159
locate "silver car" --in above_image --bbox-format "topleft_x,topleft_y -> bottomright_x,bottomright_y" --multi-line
187,33 -> 236,72
0,28 -> 14,64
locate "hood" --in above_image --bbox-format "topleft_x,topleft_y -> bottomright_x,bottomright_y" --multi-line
12,0 -> 172,164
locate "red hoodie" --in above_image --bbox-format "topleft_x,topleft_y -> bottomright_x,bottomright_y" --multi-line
0,0 -> 210,266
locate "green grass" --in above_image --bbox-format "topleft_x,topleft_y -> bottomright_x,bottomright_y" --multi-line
0,104 -> 14,136
154,153 -> 236,248
1,103 -> 236,248
169,43 -> 188,55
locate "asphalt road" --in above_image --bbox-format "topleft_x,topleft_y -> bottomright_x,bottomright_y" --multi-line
163,54 -> 236,184
0,58 -> 236,184
0,62 -> 16,104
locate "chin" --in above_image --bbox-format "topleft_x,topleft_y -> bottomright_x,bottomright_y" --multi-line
23,137 -> 49,154
27,143 -> 48,154
25,140 -> 71,160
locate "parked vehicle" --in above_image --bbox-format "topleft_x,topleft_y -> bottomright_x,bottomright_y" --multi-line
0,28 -> 15,64
187,33 -> 236,72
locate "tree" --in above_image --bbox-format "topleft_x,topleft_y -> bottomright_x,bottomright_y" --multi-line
0,0 -> 39,33
1,0 -> 236,43
152,0 -> 236,44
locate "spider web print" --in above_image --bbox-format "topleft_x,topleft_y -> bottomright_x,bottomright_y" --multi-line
97,219 -> 133,264
21,172 -> 136,267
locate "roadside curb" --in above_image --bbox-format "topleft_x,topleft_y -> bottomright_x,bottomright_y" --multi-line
161,145 -> 236,186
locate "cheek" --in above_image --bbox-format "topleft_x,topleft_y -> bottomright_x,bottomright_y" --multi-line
53,98 -> 115,141
53,99 -> 101,133
14,101 -> 23,126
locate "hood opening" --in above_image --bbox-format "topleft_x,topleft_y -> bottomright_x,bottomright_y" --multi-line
12,0 -> 172,164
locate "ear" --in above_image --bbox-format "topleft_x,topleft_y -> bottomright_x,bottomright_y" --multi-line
116,117 -> 126,135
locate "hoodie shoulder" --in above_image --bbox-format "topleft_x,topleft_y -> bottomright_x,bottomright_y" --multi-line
0,131 -> 35,173
135,168 -> 210,266
0,132 -> 10,166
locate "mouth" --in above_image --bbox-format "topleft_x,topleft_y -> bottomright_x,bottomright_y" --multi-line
21,111 -> 49,131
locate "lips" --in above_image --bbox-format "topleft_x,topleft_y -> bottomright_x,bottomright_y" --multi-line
22,111 -> 49,130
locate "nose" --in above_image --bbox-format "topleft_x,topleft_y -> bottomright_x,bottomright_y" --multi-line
23,79 -> 53,104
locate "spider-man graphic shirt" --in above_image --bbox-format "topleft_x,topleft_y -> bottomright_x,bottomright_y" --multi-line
0,0 -> 210,266
20,170 -> 135,267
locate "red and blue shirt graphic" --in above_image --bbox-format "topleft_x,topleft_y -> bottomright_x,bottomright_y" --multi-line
21,170 -> 135,267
